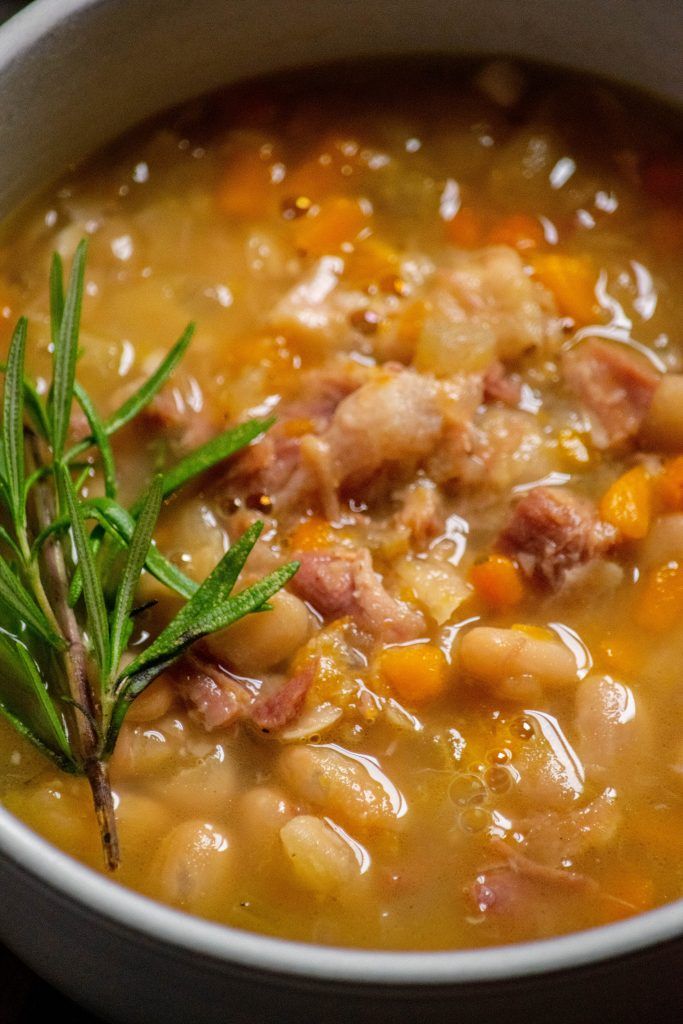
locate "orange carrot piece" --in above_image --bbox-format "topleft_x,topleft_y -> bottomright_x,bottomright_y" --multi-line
469,555 -> 525,609
377,643 -> 449,706
290,517 -> 336,552
488,213 -> 545,251
532,253 -> 601,325
444,206 -> 483,248
292,195 -> 370,256
599,465 -> 652,540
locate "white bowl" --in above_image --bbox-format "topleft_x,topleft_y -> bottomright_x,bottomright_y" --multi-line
0,2 -> 681,1021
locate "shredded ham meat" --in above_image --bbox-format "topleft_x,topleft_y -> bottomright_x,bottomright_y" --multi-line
561,338 -> 659,449
499,486 -> 617,588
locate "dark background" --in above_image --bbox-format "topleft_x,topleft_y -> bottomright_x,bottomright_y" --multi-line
0,2 -> 99,1015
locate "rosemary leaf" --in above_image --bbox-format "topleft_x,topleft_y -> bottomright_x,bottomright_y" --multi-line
50,240 -> 87,461
49,251 -> 65,350
0,556 -> 64,648
0,524 -> 23,561
3,316 -> 27,527
0,631 -> 72,765
104,323 -> 195,436
148,417 -> 272,508
73,381 -> 117,499
0,696 -> 74,772
85,497 -> 197,599
109,475 -> 162,678
60,464 -> 111,679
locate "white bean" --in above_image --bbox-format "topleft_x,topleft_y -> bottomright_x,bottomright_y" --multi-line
460,626 -> 578,699
280,815 -> 358,895
202,590 -> 312,672
640,513 -> 683,569
279,745 -> 405,830
150,746 -> 237,818
150,819 -> 232,914
575,674 -> 644,778
642,375 -> 683,449
237,785 -> 296,846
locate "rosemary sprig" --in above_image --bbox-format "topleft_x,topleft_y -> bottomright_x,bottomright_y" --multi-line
0,241 -> 298,869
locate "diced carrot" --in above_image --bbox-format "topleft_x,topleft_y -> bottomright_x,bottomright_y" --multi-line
377,642 -> 449,705
280,417 -> 316,438
292,195 -> 370,256
396,299 -> 426,352
468,554 -> 525,609
599,465 -> 652,540
487,213 -> 545,251
532,253 -> 601,325
658,456 -> 683,511
216,150 -> 278,218
599,866 -> 656,924
510,623 -> 556,642
635,560 -> 683,632
343,236 -> 399,288
286,135 -> 363,200
289,516 -> 336,552
444,206 -> 483,248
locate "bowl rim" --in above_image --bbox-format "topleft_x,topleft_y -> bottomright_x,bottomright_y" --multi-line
1,802 -> 682,984
0,0 -> 682,989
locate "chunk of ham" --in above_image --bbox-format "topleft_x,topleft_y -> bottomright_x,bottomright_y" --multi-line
177,659 -> 252,731
519,788 -> 621,867
562,338 -> 659,449
482,360 -> 522,406
470,840 -> 596,936
291,546 -> 425,641
322,368 -> 446,491
177,658 -> 314,734
250,665 -> 315,733
230,364 -> 480,515
499,486 -> 617,589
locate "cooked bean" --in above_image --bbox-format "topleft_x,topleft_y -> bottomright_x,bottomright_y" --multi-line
125,675 -> 175,725
149,746 -> 237,818
278,744 -> 406,830
460,626 -> 578,699
238,786 -> 296,845
114,790 -> 172,859
640,513 -> 683,569
575,675 -> 644,778
642,375 -> 683,449
203,590 -> 312,672
150,820 -> 232,914
280,815 -> 359,894
109,716 -> 187,780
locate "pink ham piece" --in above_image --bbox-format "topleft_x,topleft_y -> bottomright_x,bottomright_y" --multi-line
177,659 -> 252,731
250,665 -> 315,733
499,485 -> 617,588
561,338 -> 659,449
178,659 -> 315,734
482,360 -> 522,406
291,546 -> 425,641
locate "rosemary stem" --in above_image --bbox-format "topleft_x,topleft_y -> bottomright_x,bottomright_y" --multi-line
27,433 -> 120,870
